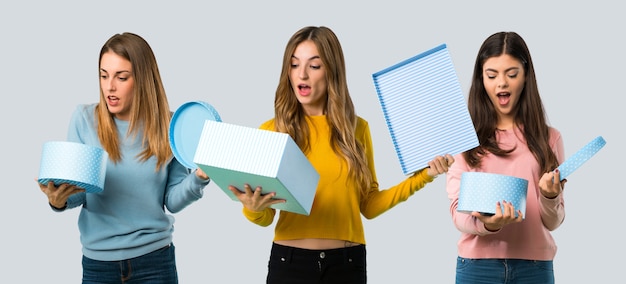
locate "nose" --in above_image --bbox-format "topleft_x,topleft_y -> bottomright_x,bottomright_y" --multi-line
298,66 -> 308,80
497,75 -> 508,88
103,77 -> 115,92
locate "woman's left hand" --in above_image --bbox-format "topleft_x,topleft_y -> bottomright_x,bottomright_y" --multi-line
539,169 -> 567,199
426,154 -> 454,178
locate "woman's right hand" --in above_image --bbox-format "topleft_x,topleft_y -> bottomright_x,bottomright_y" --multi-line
228,184 -> 285,212
471,201 -> 523,232
37,180 -> 84,209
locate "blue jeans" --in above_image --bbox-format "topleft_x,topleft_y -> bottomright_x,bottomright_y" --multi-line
455,257 -> 554,284
82,243 -> 178,284
266,243 -> 367,284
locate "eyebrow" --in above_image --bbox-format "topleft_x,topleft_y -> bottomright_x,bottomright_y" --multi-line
291,55 -> 321,61
100,68 -> 132,75
485,67 -> 520,73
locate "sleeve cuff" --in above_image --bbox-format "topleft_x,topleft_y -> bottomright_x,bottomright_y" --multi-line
49,202 -> 67,212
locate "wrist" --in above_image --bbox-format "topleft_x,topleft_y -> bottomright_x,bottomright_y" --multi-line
542,190 -> 561,199
49,202 -> 67,212
484,224 -> 501,232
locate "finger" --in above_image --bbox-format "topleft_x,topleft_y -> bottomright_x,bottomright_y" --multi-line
471,212 -> 493,227
71,187 -> 86,195
438,157 -> 448,170
508,201 -> 517,218
58,183 -> 78,193
253,186 -> 263,197
430,157 -> 446,174
195,168 -> 209,180
261,192 -> 278,202
58,184 -> 83,198
267,197 -> 286,205
494,201 -> 503,217
445,154 -> 455,166
509,202 -> 521,222
228,185 -> 243,197
243,184 -> 255,195
427,160 -> 436,170
37,180 -> 50,192
546,171 -> 559,183
504,201 -> 517,218
553,169 -> 561,184
426,161 -> 442,177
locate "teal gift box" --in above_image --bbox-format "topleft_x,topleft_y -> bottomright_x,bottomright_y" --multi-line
193,120 -> 319,215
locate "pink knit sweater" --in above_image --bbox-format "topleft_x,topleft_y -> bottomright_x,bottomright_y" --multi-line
446,127 -> 565,260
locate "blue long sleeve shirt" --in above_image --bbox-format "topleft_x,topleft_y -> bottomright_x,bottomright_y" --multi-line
63,104 -> 209,261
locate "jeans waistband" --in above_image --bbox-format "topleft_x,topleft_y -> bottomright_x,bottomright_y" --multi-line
271,242 -> 365,257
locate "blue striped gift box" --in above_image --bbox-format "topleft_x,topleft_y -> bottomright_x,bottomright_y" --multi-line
372,44 -> 478,175
193,120 -> 320,215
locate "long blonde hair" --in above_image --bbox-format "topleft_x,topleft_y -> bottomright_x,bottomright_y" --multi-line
274,26 -> 372,193
96,32 -> 172,170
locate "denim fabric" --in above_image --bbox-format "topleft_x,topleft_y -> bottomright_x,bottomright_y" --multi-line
82,243 -> 178,284
266,243 -> 366,284
456,256 -> 554,284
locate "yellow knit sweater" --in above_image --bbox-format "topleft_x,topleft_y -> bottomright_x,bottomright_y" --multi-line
243,115 -> 434,244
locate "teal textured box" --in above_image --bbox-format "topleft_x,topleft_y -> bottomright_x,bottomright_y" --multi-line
193,120 -> 319,215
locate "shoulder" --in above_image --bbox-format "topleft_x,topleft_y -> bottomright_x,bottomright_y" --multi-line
259,118 -> 276,131
356,116 -> 370,131
547,127 -> 564,157
548,126 -> 561,136
70,103 -> 97,121
355,116 -> 372,141
548,126 -> 562,144
73,103 -> 96,115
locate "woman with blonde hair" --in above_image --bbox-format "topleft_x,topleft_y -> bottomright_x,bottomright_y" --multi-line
38,32 -> 210,283
228,26 -> 453,284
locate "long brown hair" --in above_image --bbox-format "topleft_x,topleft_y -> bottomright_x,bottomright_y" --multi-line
274,26 -> 372,192
96,32 -> 172,170
464,31 -> 558,173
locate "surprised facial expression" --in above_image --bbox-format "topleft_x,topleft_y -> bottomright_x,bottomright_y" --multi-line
290,40 -> 328,116
482,54 -> 526,128
100,51 -> 134,121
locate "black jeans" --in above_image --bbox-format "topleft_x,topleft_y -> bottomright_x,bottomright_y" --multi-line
266,242 -> 367,284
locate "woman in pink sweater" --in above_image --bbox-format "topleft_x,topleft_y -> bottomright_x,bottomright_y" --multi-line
446,31 -> 566,284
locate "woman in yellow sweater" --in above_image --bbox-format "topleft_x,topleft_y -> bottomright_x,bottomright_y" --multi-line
228,26 -> 454,284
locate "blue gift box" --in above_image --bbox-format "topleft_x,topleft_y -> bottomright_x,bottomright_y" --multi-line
193,120 -> 320,215
458,172 -> 528,218
557,136 -> 606,181
38,141 -> 108,193
372,44 -> 479,175
169,101 -> 222,169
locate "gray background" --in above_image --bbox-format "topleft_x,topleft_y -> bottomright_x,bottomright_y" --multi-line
2,1 -> 622,283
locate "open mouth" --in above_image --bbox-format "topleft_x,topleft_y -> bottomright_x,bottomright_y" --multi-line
497,92 -> 510,105
297,84 -> 311,96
